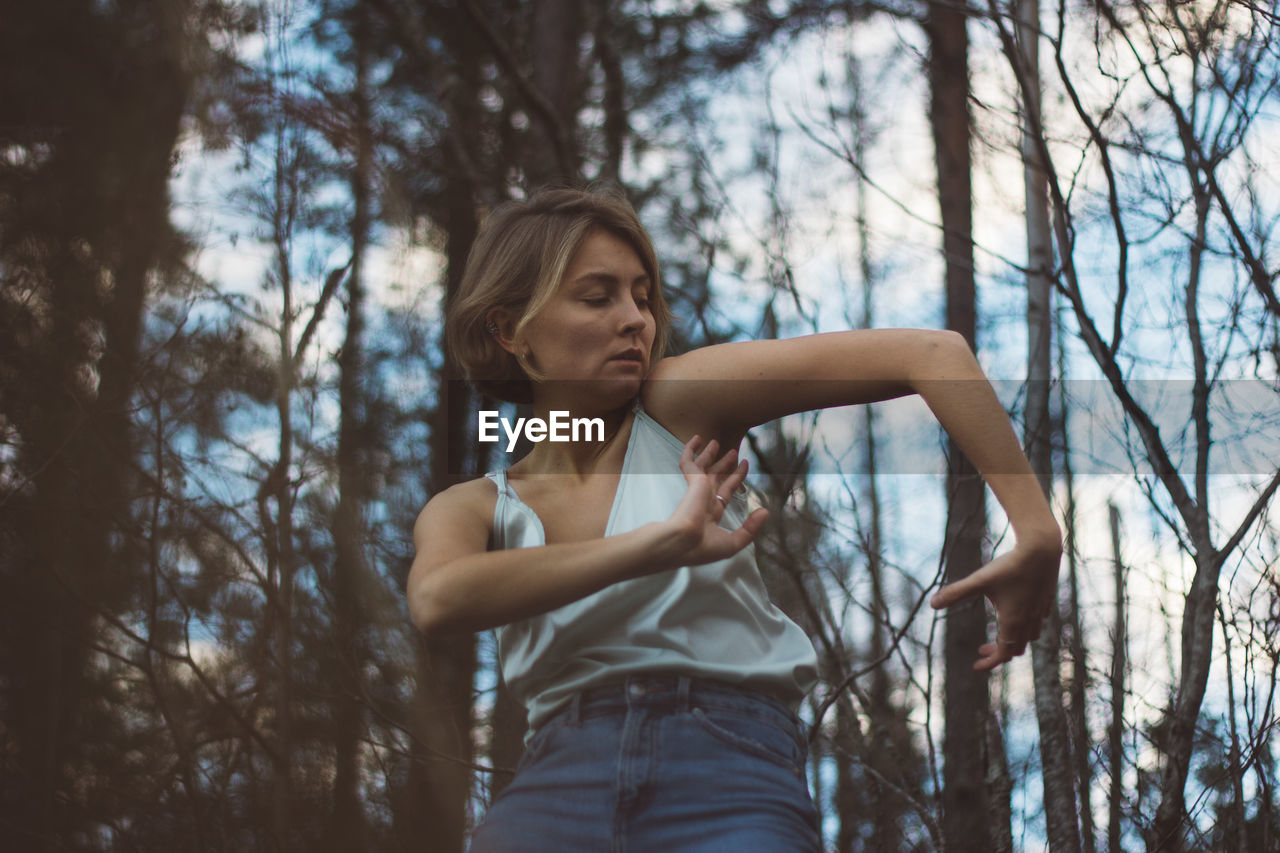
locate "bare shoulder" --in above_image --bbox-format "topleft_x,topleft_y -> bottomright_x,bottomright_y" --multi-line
641,350 -> 746,447
412,476 -> 498,562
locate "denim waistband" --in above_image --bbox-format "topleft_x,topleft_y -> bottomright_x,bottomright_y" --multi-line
557,674 -> 798,727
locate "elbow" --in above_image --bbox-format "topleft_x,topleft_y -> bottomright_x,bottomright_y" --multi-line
932,329 -> 977,377
406,570 -> 451,636
410,597 -> 462,638
408,603 -> 438,636
934,329 -> 971,355
906,329 -> 974,388
406,593 -> 437,636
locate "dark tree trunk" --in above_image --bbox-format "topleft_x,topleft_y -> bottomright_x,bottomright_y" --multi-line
330,7 -> 374,849
0,2 -> 189,847
526,0 -> 585,184
927,8 -> 999,851
411,106 -> 482,852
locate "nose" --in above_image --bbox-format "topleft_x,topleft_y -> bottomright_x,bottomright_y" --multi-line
618,297 -> 647,335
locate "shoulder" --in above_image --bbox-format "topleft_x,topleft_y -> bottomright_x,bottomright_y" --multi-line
640,349 -> 747,447
413,476 -> 498,545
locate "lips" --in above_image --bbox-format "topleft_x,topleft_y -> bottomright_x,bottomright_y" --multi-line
609,348 -> 645,364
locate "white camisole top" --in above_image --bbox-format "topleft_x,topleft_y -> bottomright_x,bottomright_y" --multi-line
486,403 -> 819,738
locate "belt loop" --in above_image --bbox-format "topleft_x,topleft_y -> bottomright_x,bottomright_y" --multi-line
676,675 -> 691,713
567,691 -> 582,726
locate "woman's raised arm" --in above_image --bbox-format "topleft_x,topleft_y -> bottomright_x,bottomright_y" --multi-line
642,329 -> 1062,669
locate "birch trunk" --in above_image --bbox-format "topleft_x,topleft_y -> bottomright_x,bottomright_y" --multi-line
1107,503 -> 1126,853
1058,332 -> 1095,853
1015,0 -> 1082,848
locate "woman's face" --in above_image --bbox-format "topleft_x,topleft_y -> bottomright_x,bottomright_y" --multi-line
516,228 -> 656,406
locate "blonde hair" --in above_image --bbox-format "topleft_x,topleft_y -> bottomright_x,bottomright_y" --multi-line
447,186 -> 672,404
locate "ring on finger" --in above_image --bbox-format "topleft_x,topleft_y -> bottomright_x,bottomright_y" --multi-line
714,494 -> 728,505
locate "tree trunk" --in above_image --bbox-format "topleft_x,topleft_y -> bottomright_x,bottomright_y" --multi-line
1107,503 -> 1126,853
527,0 -> 585,183
330,8 -> 373,849
410,111 -> 482,852
849,47 -> 903,853
1149,175 -> 1218,853
927,7 -> 998,850
1253,737 -> 1275,852
1015,0 -> 1083,848
835,694 -> 862,853
986,714 -> 1014,853
270,146 -> 298,853
1058,329 -> 1096,853
0,4 -> 189,846
1218,604 -> 1245,851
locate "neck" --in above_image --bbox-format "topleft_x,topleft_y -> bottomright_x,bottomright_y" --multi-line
516,397 -> 633,478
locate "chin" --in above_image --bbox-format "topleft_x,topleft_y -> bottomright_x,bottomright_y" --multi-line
539,377 -> 639,410
586,376 -> 644,410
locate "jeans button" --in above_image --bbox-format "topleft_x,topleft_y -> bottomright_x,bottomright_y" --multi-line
629,683 -> 645,697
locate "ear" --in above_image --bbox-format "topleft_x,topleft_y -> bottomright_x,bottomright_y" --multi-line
486,308 -> 518,356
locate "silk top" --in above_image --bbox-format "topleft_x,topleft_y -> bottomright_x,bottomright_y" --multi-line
486,404 -> 819,739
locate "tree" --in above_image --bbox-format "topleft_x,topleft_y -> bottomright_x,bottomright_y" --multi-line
328,3 -> 376,847
997,2 -> 1280,847
0,2 -> 194,847
999,0 -> 1083,847
925,5 -> 1004,850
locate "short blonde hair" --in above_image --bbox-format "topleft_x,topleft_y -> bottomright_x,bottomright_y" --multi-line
447,186 -> 672,404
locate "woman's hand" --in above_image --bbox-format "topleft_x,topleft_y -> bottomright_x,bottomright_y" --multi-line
654,436 -> 770,569
929,531 -> 1062,671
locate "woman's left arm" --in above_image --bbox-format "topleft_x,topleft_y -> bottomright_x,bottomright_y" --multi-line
642,328 -> 1062,670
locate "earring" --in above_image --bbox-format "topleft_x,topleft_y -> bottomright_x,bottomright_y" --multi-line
484,321 -> 499,336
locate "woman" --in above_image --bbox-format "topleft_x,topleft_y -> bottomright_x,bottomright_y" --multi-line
407,186 -> 1061,851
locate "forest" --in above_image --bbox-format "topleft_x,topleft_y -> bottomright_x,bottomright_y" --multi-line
2,0 -> 1279,851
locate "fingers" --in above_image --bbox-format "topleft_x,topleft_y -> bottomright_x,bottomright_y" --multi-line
681,437 -> 748,502
930,575 -> 982,610
727,507 -> 770,551
707,446 -> 738,477
973,644 -> 1013,672
694,437 -> 720,469
717,458 -> 748,500
973,636 -> 1029,671
680,436 -> 721,474
680,434 -> 710,462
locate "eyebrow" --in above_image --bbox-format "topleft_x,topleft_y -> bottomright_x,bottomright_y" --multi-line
570,272 -> 651,289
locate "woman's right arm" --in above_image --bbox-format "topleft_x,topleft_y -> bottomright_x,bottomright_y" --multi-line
406,439 -> 768,635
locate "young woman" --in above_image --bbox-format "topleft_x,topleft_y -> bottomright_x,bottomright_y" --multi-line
407,187 -> 1061,851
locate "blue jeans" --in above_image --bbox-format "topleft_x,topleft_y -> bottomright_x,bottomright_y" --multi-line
469,674 -> 822,852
